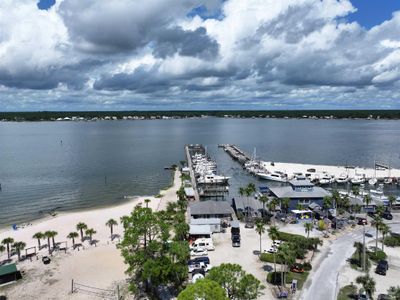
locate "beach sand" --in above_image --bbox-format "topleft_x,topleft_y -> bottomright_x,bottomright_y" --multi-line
0,170 -> 181,299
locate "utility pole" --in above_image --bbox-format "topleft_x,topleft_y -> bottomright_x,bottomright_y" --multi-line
363,224 -> 366,272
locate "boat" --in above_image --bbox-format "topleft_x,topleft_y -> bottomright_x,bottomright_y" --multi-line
370,189 -> 384,196
197,174 -> 230,184
257,171 -> 288,182
351,175 -> 365,185
335,174 -> 349,184
368,178 -> 378,185
384,177 -> 393,184
318,174 -> 334,185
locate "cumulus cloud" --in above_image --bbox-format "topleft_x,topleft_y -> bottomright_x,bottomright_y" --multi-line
1,0 -> 400,110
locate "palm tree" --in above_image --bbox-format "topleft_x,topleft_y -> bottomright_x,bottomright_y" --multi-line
356,275 -> 376,298
388,195 -> 396,211
277,243 -> 295,287
323,196 -> 332,217
49,231 -> 58,249
106,218 -> 118,240
144,199 -> 151,208
380,223 -> 390,252
352,186 -> 360,196
1,237 -> 14,259
304,222 -> 313,239
255,220 -> 265,255
44,231 -> 52,253
67,232 -> 79,249
268,225 -> 279,275
0,245 -> 5,258
85,228 -> 96,244
259,195 -> 268,217
388,286 -> 400,299
76,222 -> 88,241
281,197 -> 290,214
372,216 -> 383,254
363,195 -> 372,216
12,241 -> 26,261
268,198 -> 279,225
32,232 -> 44,250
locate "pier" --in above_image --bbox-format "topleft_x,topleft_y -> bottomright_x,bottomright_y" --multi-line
220,144 -> 400,183
186,144 -> 229,200
219,144 -> 250,165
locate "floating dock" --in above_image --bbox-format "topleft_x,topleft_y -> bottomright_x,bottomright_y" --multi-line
185,145 -> 200,201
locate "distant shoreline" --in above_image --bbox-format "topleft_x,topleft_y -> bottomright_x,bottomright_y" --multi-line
2,110 -> 400,121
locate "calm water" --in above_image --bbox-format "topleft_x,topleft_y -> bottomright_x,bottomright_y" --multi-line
1,118 -> 400,227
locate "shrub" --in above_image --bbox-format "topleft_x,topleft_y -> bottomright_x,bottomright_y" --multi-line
303,262 -> 312,271
384,235 -> 400,247
368,250 -> 387,262
260,253 -> 283,264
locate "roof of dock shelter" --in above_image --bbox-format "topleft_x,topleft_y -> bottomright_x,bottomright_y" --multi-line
189,200 -> 232,216
268,186 -> 330,199
190,218 -> 221,225
289,179 -> 314,187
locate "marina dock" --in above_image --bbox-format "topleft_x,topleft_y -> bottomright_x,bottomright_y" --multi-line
221,144 -> 400,183
219,144 -> 250,165
186,144 -> 230,200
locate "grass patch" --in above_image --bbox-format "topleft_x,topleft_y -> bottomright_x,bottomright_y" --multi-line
260,253 -> 283,264
180,173 -> 191,181
337,285 -> 357,300
266,271 -> 309,289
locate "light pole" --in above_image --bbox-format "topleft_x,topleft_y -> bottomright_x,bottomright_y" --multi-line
363,223 -> 366,272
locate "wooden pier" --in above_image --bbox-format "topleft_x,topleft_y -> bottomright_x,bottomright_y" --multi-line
219,144 -> 251,165
185,145 -> 200,202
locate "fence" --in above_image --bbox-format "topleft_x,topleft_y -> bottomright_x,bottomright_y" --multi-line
71,279 -> 121,299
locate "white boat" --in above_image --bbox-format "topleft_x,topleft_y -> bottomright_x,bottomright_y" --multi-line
368,178 -> 378,185
351,175 -> 365,185
319,174 -> 334,185
257,171 -> 288,182
335,174 -> 349,184
370,189 -> 383,196
384,177 -> 393,184
197,174 -> 230,184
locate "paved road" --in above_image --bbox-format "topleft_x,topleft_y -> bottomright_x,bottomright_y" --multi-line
298,229 -> 365,300
299,220 -> 400,300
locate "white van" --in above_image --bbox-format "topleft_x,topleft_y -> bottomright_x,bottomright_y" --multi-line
190,238 -> 215,251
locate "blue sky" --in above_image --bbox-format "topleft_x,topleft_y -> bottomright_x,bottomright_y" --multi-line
348,0 -> 400,28
2,0 -> 400,111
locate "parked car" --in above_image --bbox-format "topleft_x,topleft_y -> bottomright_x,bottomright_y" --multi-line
190,247 -> 208,257
382,211 -> 393,220
377,294 -> 392,300
376,260 -> 389,276
357,217 -> 368,225
188,262 -> 212,273
232,235 -> 241,247
290,264 -> 304,273
365,232 -> 374,238
358,292 -> 370,300
192,256 -> 210,265
42,256 -> 51,265
267,246 -> 278,253
190,238 -> 215,251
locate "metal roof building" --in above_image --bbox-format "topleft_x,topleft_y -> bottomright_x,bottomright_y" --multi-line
189,200 -> 233,219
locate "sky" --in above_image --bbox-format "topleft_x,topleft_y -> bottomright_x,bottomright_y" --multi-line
1,0 -> 400,111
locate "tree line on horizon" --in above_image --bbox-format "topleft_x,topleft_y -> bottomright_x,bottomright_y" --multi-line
2,110 -> 400,121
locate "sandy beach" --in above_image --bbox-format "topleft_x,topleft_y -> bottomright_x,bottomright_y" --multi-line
0,170 -> 182,299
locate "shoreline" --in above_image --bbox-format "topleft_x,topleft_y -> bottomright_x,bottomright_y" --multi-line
0,170 -> 176,232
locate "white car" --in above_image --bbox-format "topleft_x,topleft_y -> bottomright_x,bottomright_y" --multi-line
273,240 -> 282,246
190,247 -> 208,257
266,246 -> 278,253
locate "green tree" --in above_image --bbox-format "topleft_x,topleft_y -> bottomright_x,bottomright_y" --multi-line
178,279 -> 228,300
0,245 -> 5,256
304,222 -> 313,239
379,223 -> 390,252
323,196 -> 332,216
353,242 -> 364,268
119,205 -> 190,295
106,218 -> 118,239
207,263 -> 264,300
1,237 -> 14,259
356,275 -> 376,298
268,226 -> 279,274
255,220 -> 265,255
268,198 -> 279,225
388,195 -> 396,210
352,186 -> 360,196
388,286 -> 400,300
67,232 -> 79,248
259,195 -> 268,217
372,215 -> 383,254
85,228 -> 97,244
76,222 -> 88,241
277,243 -> 295,287
32,232 -> 44,250
363,195 -> 372,216
44,231 -> 53,254
13,241 -> 26,261
281,197 -> 290,214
